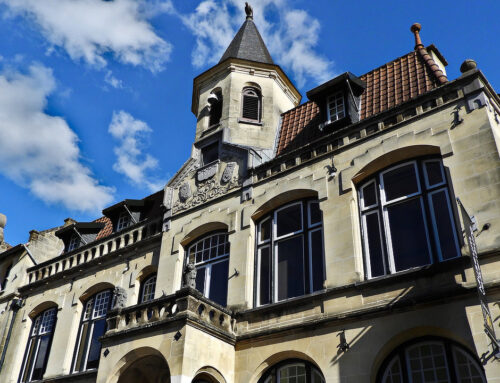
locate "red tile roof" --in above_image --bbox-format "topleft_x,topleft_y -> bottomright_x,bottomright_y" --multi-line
95,216 -> 113,240
276,46 -> 447,155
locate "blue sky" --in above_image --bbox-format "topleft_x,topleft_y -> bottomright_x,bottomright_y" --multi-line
0,0 -> 498,245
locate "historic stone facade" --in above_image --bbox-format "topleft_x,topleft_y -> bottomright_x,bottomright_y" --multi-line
0,11 -> 499,383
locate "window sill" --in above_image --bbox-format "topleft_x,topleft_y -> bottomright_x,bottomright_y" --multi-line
354,256 -> 468,289
238,118 -> 262,126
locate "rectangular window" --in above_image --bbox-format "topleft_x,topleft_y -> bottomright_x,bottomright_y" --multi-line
201,142 -> 219,165
327,92 -> 345,122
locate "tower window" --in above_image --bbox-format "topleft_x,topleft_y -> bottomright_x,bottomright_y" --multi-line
241,87 -> 261,122
208,91 -> 223,127
201,142 -> 219,165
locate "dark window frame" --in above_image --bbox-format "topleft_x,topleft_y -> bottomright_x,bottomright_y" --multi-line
19,307 -> 57,383
376,336 -> 486,383
71,289 -> 113,373
258,358 -> 325,383
254,199 -> 326,307
358,156 -> 461,279
186,231 -> 230,307
241,87 -> 262,122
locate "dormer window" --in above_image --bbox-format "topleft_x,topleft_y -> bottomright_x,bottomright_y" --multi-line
208,90 -> 223,127
327,91 -> 345,122
116,212 -> 131,232
201,141 -> 219,165
67,234 -> 80,252
241,87 -> 261,122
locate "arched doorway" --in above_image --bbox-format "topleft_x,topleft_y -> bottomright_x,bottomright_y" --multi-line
117,355 -> 170,383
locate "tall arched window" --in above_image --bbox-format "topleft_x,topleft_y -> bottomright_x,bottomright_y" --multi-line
241,87 -> 261,122
378,337 -> 486,383
208,90 -> 223,127
19,307 -> 57,382
259,359 -> 325,383
187,232 -> 230,306
72,289 -> 113,372
256,199 -> 325,306
139,273 -> 157,303
359,158 -> 460,279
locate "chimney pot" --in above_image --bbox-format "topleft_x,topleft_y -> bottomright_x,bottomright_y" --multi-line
410,22 -> 423,49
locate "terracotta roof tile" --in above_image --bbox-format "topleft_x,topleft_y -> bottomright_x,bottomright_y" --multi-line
95,216 -> 113,240
276,46 -> 446,155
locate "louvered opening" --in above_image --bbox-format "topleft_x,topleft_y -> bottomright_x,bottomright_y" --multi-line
242,94 -> 260,121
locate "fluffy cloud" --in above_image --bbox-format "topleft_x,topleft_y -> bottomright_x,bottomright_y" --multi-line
109,111 -> 165,192
0,64 -> 114,212
1,0 -> 172,72
172,0 -> 334,87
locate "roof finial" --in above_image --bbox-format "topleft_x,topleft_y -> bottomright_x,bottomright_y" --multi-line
245,2 -> 253,20
410,23 -> 424,50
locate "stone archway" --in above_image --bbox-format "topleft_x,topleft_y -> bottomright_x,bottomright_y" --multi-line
117,354 -> 170,383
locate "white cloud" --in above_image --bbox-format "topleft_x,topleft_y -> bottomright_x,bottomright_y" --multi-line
104,70 -> 124,89
109,111 -> 165,192
1,0 -> 172,73
171,0 -> 334,87
0,64 -> 114,213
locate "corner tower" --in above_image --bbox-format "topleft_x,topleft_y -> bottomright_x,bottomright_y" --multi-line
191,4 -> 301,159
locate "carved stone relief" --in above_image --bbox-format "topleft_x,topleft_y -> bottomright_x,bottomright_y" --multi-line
197,162 -> 218,182
179,183 -> 192,202
221,162 -> 236,183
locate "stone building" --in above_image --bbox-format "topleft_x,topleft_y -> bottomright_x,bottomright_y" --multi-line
0,7 -> 499,383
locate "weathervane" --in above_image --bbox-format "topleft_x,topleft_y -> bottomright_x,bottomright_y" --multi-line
245,2 -> 253,19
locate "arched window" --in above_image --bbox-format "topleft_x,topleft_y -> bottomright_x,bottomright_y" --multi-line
187,232 -> 230,306
259,360 -> 325,383
359,158 -> 460,279
378,338 -> 486,383
139,273 -> 157,303
19,307 -> 57,382
256,199 -> 325,306
72,289 -> 113,373
208,90 -> 223,127
241,87 -> 261,122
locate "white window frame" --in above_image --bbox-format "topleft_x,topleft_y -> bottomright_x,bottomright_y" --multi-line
404,341 -> 450,383
361,210 -> 387,279
422,159 -> 446,189
326,91 -> 345,122
116,212 -> 131,232
273,202 -> 303,241
67,234 -> 80,252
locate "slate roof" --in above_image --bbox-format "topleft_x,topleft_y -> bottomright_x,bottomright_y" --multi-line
276,45 -> 448,155
219,17 -> 274,65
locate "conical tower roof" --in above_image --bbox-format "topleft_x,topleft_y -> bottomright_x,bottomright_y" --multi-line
219,13 -> 274,65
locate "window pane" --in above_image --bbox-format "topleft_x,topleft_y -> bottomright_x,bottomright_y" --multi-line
382,356 -> 402,383
74,322 -> 90,372
195,267 -> 206,294
141,275 -> 156,303
86,319 -> 106,370
277,236 -> 305,301
406,342 -> 449,383
31,335 -> 51,380
386,198 -> 431,271
364,212 -> 385,278
362,181 -> 378,208
259,246 -> 271,305
202,142 -> 219,165
93,291 -> 111,319
276,204 -> 302,237
21,339 -> 36,382
429,190 -> 459,261
382,163 -> 419,201
425,161 -> 444,187
310,229 -> 325,291
309,202 -> 322,226
453,347 -> 486,382
260,218 -> 271,242
209,260 -> 229,306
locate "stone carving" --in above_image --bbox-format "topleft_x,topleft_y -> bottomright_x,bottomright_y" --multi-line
113,287 -> 127,309
197,162 -> 218,182
183,263 -> 197,289
164,186 -> 173,209
179,183 -> 191,202
221,162 -> 236,184
172,175 -> 240,214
